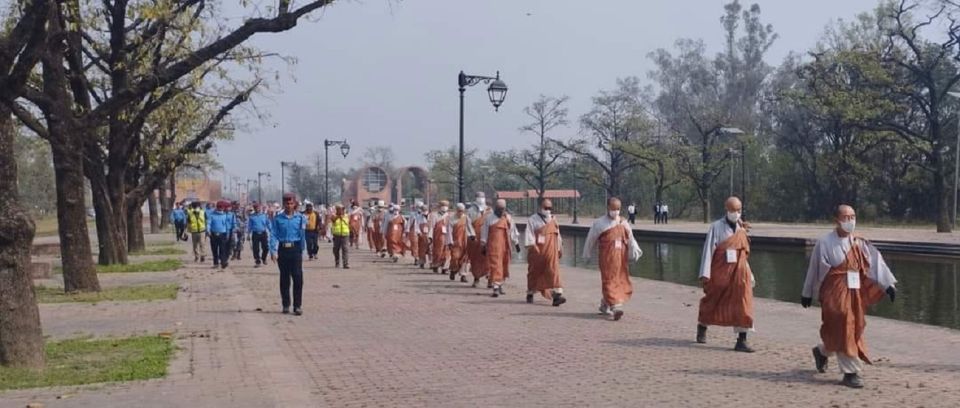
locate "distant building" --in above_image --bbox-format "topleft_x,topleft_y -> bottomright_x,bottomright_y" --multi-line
342,166 -> 432,207
176,177 -> 222,203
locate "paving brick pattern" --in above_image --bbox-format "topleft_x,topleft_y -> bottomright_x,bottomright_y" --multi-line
3,239 -> 960,407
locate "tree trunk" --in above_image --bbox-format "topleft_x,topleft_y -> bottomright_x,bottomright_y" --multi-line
0,109 -> 45,368
701,185 -> 712,224
50,143 -> 100,292
934,154 -> 952,233
89,176 -> 128,265
159,183 -> 171,231
127,201 -> 146,253
147,191 -> 160,234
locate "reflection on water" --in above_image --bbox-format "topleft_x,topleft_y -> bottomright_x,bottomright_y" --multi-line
513,230 -> 960,330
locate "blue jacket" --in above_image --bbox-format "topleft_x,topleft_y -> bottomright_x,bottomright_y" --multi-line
248,212 -> 270,234
208,211 -> 232,235
269,211 -> 306,255
170,208 -> 186,223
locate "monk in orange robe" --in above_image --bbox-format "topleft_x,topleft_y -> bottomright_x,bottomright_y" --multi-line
696,197 -> 756,352
466,192 -> 490,288
481,199 -> 520,297
524,199 -> 566,306
445,203 -> 474,282
582,197 -> 642,321
802,204 -> 897,389
430,200 -> 451,274
382,204 -> 406,262
348,202 -> 364,249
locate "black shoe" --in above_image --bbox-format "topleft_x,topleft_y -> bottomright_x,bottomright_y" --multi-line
293,308 -> 303,316
491,290 -> 499,298
420,263 -> 425,269
471,280 -> 479,288
497,286 -> 506,295
460,275 -> 468,283
201,256 -> 205,262
380,252 -> 386,258
448,270 -> 456,281
282,307 -> 290,314
552,293 -> 566,307
613,309 -> 624,321
696,324 -> 707,344
254,264 -> 261,269
841,373 -> 864,389
343,265 -> 350,269
734,339 -> 755,353
812,347 -> 828,373
432,267 -> 439,274
221,264 -> 228,269
526,293 -> 534,303
486,282 -> 493,289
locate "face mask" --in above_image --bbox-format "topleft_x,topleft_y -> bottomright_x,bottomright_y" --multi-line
726,211 -> 741,223
840,220 -> 856,234
440,206 -> 448,213
608,210 -> 619,219
541,210 -> 551,218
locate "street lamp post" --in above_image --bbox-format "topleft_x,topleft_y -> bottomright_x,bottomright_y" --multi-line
280,161 -> 295,197
458,70 -> 508,203
323,139 -> 351,205
256,172 -> 270,204
719,127 -> 746,215
572,159 -> 579,224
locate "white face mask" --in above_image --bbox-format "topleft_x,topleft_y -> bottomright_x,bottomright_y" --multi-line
840,220 -> 856,234
608,210 -> 619,219
726,211 -> 741,223
440,206 -> 448,213
541,210 -> 551,218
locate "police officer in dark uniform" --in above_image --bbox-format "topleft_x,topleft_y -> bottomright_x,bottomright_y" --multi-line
269,192 -> 307,315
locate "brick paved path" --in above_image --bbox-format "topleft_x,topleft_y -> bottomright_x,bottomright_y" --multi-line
4,238 -> 960,407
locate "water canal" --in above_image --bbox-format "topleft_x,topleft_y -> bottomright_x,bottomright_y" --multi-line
511,228 -> 960,330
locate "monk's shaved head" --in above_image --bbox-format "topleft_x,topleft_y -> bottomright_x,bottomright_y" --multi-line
725,197 -> 742,212
541,199 -> 553,209
834,204 -> 856,221
607,197 -> 621,211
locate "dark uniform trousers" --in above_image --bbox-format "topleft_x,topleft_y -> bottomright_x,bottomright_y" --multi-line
251,232 -> 269,264
278,244 -> 304,308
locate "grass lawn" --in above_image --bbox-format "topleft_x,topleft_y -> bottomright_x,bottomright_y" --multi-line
130,247 -> 186,256
55,259 -> 182,275
0,335 -> 173,390
35,284 -> 179,304
34,217 -> 95,237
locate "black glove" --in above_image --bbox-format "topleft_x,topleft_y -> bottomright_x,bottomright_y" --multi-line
515,244 -> 521,253
886,287 -> 896,302
801,297 -> 812,308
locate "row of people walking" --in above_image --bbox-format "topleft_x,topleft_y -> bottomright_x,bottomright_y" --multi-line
174,191 -> 899,390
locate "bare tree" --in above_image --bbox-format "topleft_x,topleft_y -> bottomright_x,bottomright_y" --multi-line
493,95 -> 570,202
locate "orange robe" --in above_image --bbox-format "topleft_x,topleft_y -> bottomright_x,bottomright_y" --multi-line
407,218 -> 418,258
527,219 -> 561,299
598,225 -> 633,306
418,219 -> 430,265
349,212 -> 363,248
448,216 -> 469,273
467,210 -> 489,279
386,216 -> 405,256
372,213 -> 385,253
698,228 -> 753,327
430,216 -> 449,269
486,217 -> 512,284
819,242 -> 886,362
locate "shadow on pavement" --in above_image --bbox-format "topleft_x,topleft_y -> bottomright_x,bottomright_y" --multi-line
678,368 -> 833,385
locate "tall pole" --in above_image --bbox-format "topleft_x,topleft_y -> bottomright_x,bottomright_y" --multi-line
257,173 -> 263,204
741,141 -> 747,218
729,152 -> 734,196
458,83 -> 466,204
325,141 -> 330,206
281,164 -> 285,195
572,159 -> 579,224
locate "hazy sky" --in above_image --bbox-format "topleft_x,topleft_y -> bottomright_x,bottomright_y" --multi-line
215,0 -> 879,185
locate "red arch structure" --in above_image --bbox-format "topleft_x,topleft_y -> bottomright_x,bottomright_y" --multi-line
342,165 -> 433,207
